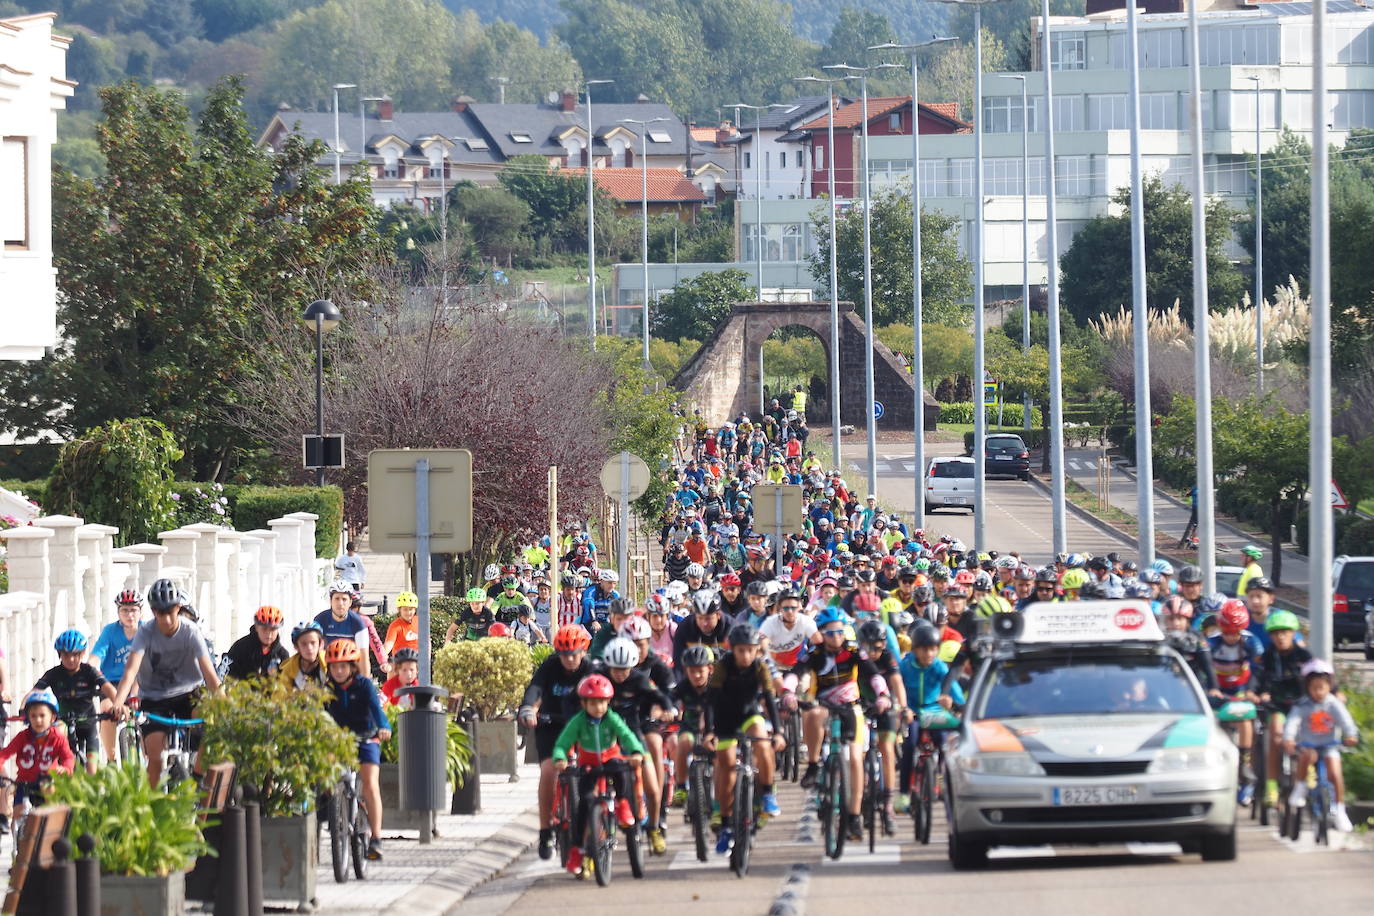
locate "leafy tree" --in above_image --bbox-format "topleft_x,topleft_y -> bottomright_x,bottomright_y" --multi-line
0,78 -> 388,479
452,185 -> 530,263
1233,130 -> 1313,303
948,0 -> 1083,70
818,7 -> 897,70
196,0 -> 304,43
652,269 -> 755,342
46,419 -> 182,546
920,28 -> 1006,118
65,33 -> 122,110
497,156 -> 585,242
808,186 -> 972,328
1059,175 -> 1246,326
456,19 -> 583,104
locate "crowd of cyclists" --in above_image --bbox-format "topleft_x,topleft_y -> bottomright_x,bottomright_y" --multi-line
515,402 -> 1362,879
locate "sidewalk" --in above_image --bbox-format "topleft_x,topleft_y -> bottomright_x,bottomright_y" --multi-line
353,531 -> 445,605
311,762 -> 540,915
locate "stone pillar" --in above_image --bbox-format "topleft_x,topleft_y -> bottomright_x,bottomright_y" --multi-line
76,526 -> 105,634
268,518 -> 305,614
124,544 -> 168,591
218,530 -> 246,640
237,534 -> 263,626
84,524 -> 120,620
287,511 -> 323,615
246,530 -> 278,615
34,515 -> 85,632
0,526 -> 54,597
110,550 -> 145,594
157,529 -> 201,597
184,524 -> 225,644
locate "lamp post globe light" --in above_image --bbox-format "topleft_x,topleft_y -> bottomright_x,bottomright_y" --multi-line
301,299 -> 342,487
618,116 -> 670,368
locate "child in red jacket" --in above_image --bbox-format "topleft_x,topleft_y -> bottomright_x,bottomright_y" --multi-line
0,688 -> 75,811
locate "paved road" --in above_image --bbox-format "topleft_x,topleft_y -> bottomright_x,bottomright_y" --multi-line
461,773 -> 1370,916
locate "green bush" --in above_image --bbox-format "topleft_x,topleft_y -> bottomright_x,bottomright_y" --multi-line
432,637 -> 534,720
939,402 -> 1043,426
233,485 -> 343,556
47,760 -> 210,876
1293,511 -> 1374,556
46,418 -> 181,545
0,478 -> 47,509
198,678 -> 356,817
1343,680 -> 1374,802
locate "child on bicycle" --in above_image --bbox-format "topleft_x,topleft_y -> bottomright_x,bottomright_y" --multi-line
0,689 -> 74,814
702,623 -> 784,855
898,621 -> 964,811
90,590 -> 144,763
322,640 -> 392,861
37,629 -> 118,774
856,617 -> 906,835
380,648 -> 421,708
550,674 -> 645,879
602,636 -> 674,854
1206,600 -> 1264,805
1283,658 -> 1359,831
224,606 -> 290,680
382,592 -> 420,659
669,645 -> 715,808
1256,610 -> 1311,808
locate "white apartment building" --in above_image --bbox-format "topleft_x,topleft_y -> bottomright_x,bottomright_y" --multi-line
0,12 -> 72,360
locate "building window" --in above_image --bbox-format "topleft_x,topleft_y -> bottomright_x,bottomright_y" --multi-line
1087,94 -> 1129,131
948,158 -> 973,197
1053,95 -> 1083,133
780,224 -> 804,261
1222,89 -> 1280,132
983,96 -> 1032,134
744,151 -> 751,169
983,158 -> 1042,196
814,145 -> 824,170
1111,29 -> 1185,69
1200,25 -> 1278,66
1050,32 -> 1085,71
648,130 -> 672,143
2,137 -> 28,249
1055,155 -> 1096,197
888,112 -> 902,132
611,138 -> 628,168
1333,90 -> 1374,129
1141,93 -> 1179,130
918,159 -> 943,197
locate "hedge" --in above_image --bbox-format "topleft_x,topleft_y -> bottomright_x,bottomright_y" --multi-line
1294,510 -> 1374,557
233,485 -> 343,557
938,403 -> 1043,427
962,428 -> 1049,455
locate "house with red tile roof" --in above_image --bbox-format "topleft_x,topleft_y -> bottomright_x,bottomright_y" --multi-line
565,167 -> 707,220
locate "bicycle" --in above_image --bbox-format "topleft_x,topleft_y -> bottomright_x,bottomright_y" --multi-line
684,743 -> 714,862
578,759 -> 645,886
909,707 -> 961,846
551,762 -> 582,869
815,701 -> 849,861
1289,742 -> 1342,846
58,711 -> 113,771
114,697 -> 144,767
860,713 -> 884,854
326,734 -> 378,883
727,734 -> 768,877
776,699 -> 801,784
142,711 -> 203,789
1214,698 -> 1259,807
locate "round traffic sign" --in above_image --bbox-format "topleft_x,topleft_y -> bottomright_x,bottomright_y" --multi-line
600,451 -> 651,500
872,400 -> 885,420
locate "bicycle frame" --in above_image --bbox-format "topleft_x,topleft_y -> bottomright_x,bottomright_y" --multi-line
142,711 -> 204,787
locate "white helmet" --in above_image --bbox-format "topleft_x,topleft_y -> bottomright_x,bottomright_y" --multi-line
685,563 -> 706,579
995,556 -> 1018,570
619,616 -> 652,641
603,637 -> 640,668
328,579 -> 353,595
483,564 -> 500,581
663,581 -> 689,602
598,569 -> 620,583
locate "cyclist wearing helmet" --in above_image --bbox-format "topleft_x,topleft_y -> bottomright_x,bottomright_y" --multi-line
551,674 -> 645,878
1207,599 -> 1264,804
314,580 -> 372,669
381,648 -> 422,707
224,606 -> 289,680
447,587 -> 494,643
556,574 -> 583,629
856,617 -> 905,836
580,569 -> 621,631
1236,545 -> 1265,597
281,621 -> 328,690
511,605 -> 547,646
1242,576 -> 1282,651
0,689 -> 74,811
759,590 -> 817,673
382,592 -> 420,659
37,629 -> 117,773
716,571 -> 746,618
897,620 -> 965,813
1008,565 -> 1036,609
1176,564 -> 1204,608
739,580 -> 771,629
1255,609 -> 1310,808
1086,556 -> 1124,598
1283,659 -> 1358,831
492,575 -> 533,625
672,592 -> 731,669
89,589 -> 144,762
799,606 -> 890,842
323,639 -> 392,861
670,644 -> 716,808
588,597 -> 636,660
1158,596 -> 1218,694
111,577 -> 221,787
704,623 -> 784,853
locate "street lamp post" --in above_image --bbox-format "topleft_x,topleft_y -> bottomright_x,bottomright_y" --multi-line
1125,0 -> 1155,565
619,117 -> 670,368
585,79 -> 613,349
1040,0 -> 1068,555
1000,74 -> 1033,432
727,104 -> 772,304
301,299 -> 342,487
869,38 -> 957,528
361,95 -> 386,174
1309,0 -> 1334,659
822,64 -> 879,497
794,77 -> 848,470
332,83 -> 356,184
437,136 -> 468,309
1187,0 -> 1217,594
1248,75 -> 1264,397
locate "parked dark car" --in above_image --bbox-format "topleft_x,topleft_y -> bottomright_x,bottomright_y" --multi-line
1332,555 -> 1374,647
984,433 -> 1031,481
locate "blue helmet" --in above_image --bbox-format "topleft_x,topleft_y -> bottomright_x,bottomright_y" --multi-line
54,628 -> 88,653
814,606 -> 849,630
291,620 -> 324,645
23,688 -> 59,715
1151,559 -> 1175,576
1198,592 -> 1227,616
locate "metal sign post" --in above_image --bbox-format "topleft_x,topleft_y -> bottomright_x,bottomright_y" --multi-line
599,452 -> 650,598
415,458 -> 431,684
750,484 -> 804,581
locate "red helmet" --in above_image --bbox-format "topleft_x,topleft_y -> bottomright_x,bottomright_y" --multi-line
488,622 -> 511,638
1159,595 -> 1193,620
254,605 -> 284,627
954,570 -> 976,586
720,572 -> 741,587
552,625 -> 591,652
1218,599 -> 1250,633
852,593 -> 882,614
115,589 -> 142,607
577,673 -> 614,699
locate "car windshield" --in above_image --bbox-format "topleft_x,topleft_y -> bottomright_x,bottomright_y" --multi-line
1336,562 -> 1374,595
1215,570 -> 1241,597
976,654 -> 1205,719
986,437 -> 1024,453
933,462 -> 974,479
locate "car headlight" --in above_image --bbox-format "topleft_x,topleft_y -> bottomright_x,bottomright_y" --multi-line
1148,747 -> 1227,774
959,752 -> 1045,777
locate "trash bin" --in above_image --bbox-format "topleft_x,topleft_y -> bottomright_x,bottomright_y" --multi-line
451,707 -> 482,815
396,685 -> 451,812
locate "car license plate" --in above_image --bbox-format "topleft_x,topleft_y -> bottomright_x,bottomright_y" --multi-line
1053,785 -> 1139,806
994,454 -> 1010,460
945,497 -> 968,505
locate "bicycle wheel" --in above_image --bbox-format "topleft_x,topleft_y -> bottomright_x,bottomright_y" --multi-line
554,774 -> 575,868
351,791 -> 369,880
117,725 -> 142,767
592,805 -> 614,887
1251,730 -> 1266,823
730,765 -> 753,877
785,714 -> 801,782
328,789 -> 348,884
919,754 -> 936,845
689,761 -> 711,862
911,752 -> 926,845
1315,781 -> 1332,846
824,753 -> 847,860
625,823 -> 646,879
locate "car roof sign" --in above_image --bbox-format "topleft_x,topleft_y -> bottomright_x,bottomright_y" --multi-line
1017,600 -> 1163,644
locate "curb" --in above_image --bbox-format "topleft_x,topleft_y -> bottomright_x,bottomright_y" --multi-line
1025,473 -> 1135,549
382,807 -> 540,916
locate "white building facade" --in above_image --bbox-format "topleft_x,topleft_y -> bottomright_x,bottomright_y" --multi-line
0,12 -> 72,360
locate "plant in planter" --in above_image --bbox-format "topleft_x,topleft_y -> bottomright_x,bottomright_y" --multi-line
47,761 -> 209,916
198,678 -> 356,907
529,643 -> 553,669
433,638 -> 533,777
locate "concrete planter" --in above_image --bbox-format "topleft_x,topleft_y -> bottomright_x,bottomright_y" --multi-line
1348,800 -> 1374,829
99,871 -> 185,916
474,719 -> 518,778
379,763 -> 449,835
260,812 -> 316,911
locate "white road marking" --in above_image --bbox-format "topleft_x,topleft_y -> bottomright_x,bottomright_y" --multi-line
988,845 -> 1057,859
667,851 -> 726,870
819,843 -> 901,866
1124,842 -> 1183,856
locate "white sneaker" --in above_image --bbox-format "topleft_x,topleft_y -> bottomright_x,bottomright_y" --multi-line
1288,783 -> 1308,808
1333,804 -> 1353,832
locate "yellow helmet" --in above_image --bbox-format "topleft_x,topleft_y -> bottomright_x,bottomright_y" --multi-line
395,591 -> 419,609
975,594 -> 1012,619
1060,569 -> 1089,591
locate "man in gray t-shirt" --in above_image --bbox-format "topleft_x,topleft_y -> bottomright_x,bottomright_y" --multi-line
130,618 -> 211,701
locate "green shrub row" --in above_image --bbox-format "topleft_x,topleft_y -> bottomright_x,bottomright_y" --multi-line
1294,510 -> 1374,558
962,428 -> 1050,455
938,403 -> 1044,426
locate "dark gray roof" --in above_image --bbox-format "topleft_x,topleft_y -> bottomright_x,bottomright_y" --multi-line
464,101 -> 688,160
750,96 -> 834,131
270,110 -> 502,164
